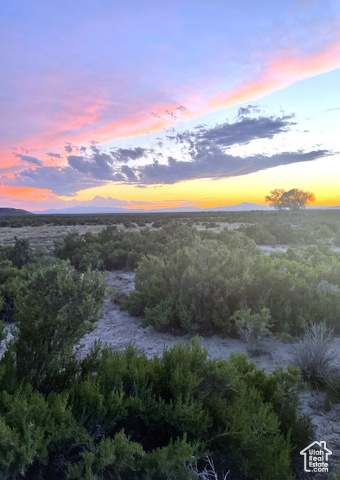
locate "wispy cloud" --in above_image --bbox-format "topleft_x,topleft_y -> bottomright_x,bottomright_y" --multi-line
14,153 -> 42,166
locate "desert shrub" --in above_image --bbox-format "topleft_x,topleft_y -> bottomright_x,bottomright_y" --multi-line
205,221 -> 217,229
97,225 -> 118,243
292,322 -> 338,386
77,243 -> 104,271
0,246 -> 14,262
9,237 -> 31,268
67,430 -> 145,480
136,435 -> 197,480
223,388 -> 293,479
127,230 -> 340,336
54,223 -> 200,272
266,221 -> 294,244
0,334 -> 309,479
0,260 -> 24,322
152,220 -> 164,228
5,261 -> 106,392
292,224 -> 333,246
54,233 -> 104,271
54,232 -> 86,261
81,339 -> 307,478
232,307 -> 272,354
129,240 -> 235,334
123,221 -> 135,228
242,224 -> 275,245
0,384 -> 86,480
69,376 -> 128,436
102,245 -> 140,270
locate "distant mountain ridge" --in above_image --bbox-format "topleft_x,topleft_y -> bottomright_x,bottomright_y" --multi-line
0,208 -> 34,216
29,202 -> 340,215
32,202 -> 275,214
28,202 -> 340,215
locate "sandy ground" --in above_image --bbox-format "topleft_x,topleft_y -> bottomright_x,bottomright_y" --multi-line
1,270 -> 340,478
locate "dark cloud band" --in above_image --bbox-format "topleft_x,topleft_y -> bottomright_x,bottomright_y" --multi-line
5,112 -> 334,195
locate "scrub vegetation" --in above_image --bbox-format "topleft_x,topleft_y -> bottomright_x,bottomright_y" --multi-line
0,210 -> 340,478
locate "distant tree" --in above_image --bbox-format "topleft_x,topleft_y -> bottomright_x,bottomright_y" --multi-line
265,188 -> 315,210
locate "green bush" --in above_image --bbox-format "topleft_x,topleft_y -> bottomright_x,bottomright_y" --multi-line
127,231 -> 340,336
232,307 -> 272,354
0,385 -> 87,480
0,330 -> 310,480
0,260 -> 25,323
67,430 -> 145,480
242,224 -> 276,245
5,261 -> 106,392
54,223 -> 200,272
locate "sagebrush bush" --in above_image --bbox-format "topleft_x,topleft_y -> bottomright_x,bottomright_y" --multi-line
232,307 -> 272,354
0,335 -> 310,479
6,261 -> 107,392
127,229 -> 340,336
292,322 -> 338,386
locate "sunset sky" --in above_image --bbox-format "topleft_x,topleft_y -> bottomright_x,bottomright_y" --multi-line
1,0 -> 340,211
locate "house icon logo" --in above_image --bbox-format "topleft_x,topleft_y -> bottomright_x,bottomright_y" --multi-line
300,441 -> 332,473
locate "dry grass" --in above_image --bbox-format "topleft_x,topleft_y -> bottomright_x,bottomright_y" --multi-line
292,322 -> 338,386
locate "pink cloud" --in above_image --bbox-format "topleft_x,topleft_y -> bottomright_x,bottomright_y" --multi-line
1,38 -> 340,179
